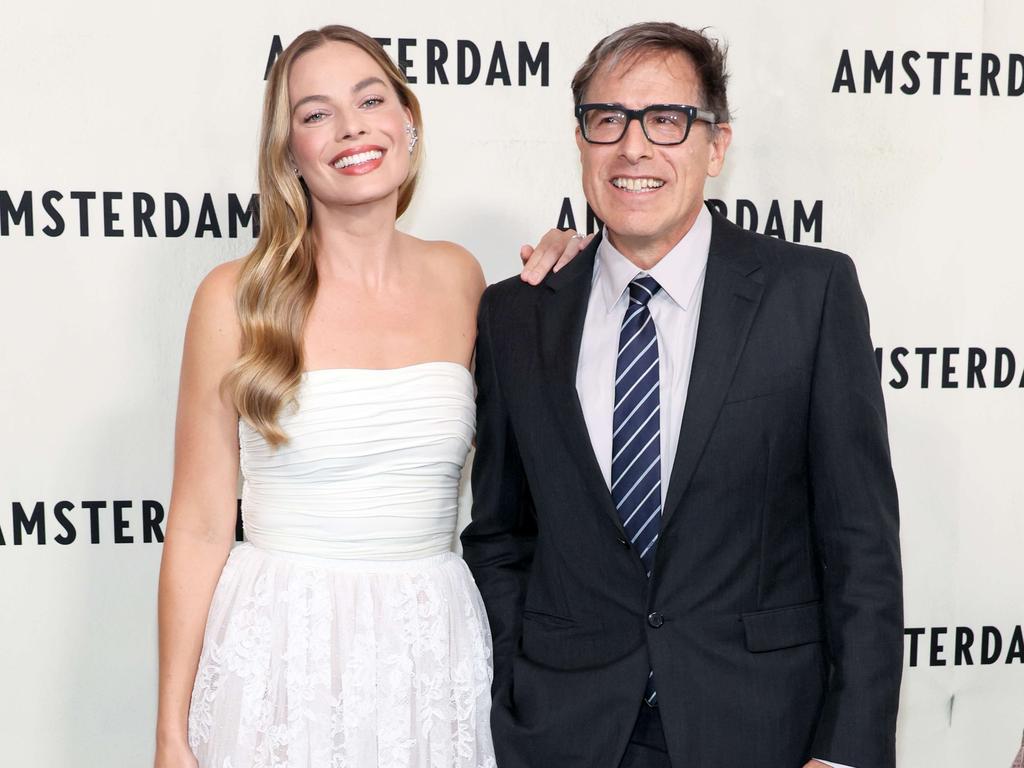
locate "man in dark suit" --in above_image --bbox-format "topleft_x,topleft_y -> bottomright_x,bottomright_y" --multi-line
462,22 -> 903,768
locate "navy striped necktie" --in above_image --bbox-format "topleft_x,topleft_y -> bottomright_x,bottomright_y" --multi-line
612,274 -> 662,706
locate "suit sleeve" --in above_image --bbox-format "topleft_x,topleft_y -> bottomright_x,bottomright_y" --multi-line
807,253 -> 903,768
460,287 -> 537,702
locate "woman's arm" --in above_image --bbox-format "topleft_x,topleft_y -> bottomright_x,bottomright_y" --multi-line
154,262 -> 243,765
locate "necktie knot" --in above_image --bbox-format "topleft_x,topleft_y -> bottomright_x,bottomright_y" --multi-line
628,275 -> 662,307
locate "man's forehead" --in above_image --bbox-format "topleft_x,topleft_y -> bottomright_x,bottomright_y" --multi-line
587,49 -> 700,98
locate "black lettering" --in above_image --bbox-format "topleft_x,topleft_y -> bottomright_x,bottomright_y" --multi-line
954,626 -> 974,665
165,193 -> 189,237
865,49 -> 894,94
53,500 -> 76,545
901,51 -> 921,94
264,34 -> 283,80
941,347 -> 959,388
142,500 -> 165,544
13,501 -> 45,545
458,40 -> 481,84
916,347 -> 937,387
397,38 -> 416,82
586,203 -> 604,236
967,347 -> 987,388
0,520 -> 5,545
1007,626 -> 1024,663
518,41 -> 549,86
930,626 -> 948,666
981,625 -> 1002,664
426,39 -> 449,85
995,347 -> 1015,387
195,193 -> 221,238
793,199 -> 822,243
485,42 -> 511,86
556,197 -> 577,231
228,193 -> 259,238
0,190 -> 33,236
103,192 -> 124,237
832,49 -> 856,93
373,38 -> 391,49
133,193 -> 157,237
954,52 -> 973,95
69,191 -> 95,236
875,346 -> 883,373
736,198 -> 758,232
113,499 -> 133,544
1010,54 -> 1024,97
927,51 -> 950,94
981,53 -> 1001,96
706,198 -> 727,217
236,499 -> 245,542
42,191 -> 65,237
764,200 -> 786,240
905,627 -> 925,666
890,347 -> 910,388
82,500 -> 106,544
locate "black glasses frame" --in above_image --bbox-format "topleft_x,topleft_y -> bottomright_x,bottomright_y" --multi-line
575,103 -> 719,145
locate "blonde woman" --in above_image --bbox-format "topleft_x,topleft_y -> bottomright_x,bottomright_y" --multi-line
154,25 -> 586,768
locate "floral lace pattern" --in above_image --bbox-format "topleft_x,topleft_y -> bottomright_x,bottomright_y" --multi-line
188,544 -> 496,768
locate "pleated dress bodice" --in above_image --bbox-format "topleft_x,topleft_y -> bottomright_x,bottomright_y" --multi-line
239,361 -> 475,560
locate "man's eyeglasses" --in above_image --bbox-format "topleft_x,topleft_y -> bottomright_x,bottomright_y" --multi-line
575,103 -> 719,146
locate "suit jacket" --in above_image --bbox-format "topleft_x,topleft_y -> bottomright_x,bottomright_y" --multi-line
461,208 -> 903,768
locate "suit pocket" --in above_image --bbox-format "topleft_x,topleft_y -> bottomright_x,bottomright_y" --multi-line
741,601 -> 824,652
522,608 -> 577,628
722,367 -> 808,405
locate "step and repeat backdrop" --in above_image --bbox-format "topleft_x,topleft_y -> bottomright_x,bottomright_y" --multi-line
1,0 -> 1022,765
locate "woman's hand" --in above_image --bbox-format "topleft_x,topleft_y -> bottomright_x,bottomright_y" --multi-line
519,229 -> 596,285
154,737 -> 199,768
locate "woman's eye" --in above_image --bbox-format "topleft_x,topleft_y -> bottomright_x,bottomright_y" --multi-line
361,96 -> 384,108
303,111 -> 328,123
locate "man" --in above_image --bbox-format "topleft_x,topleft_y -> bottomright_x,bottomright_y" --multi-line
462,22 -> 903,768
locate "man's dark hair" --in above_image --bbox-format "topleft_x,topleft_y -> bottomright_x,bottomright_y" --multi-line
571,22 -> 731,125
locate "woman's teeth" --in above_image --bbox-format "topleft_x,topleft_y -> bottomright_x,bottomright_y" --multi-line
334,150 -> 383,169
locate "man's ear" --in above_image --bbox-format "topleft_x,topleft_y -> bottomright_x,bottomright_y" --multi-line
706,123 -> 732,178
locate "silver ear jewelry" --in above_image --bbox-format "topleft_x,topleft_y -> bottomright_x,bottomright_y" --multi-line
404,122 -> 418,153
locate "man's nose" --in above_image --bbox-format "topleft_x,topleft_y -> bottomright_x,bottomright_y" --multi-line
619,118 -> 653,162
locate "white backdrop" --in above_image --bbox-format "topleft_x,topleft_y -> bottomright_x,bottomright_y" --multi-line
1,1 -> 1022,766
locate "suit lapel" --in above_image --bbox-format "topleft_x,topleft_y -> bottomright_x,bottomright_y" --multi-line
539,235 -> 626,535
661,214 -> 765,529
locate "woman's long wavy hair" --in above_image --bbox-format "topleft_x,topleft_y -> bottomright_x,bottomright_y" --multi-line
224,25 -> 424,446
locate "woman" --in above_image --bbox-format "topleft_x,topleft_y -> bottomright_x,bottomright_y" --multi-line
153,25 -> 588,768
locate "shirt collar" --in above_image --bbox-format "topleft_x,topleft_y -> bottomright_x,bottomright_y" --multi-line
594,204 -> 712,314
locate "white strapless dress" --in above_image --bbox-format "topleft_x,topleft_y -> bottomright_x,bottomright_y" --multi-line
187,362 -> 496,768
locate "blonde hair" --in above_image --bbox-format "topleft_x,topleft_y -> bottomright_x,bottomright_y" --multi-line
224,25 -> 424,446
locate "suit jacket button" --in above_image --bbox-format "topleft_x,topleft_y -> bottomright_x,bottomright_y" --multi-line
647,611 -> 664,628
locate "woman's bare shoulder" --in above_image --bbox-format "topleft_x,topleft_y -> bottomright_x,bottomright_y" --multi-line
406,236 -> 485,299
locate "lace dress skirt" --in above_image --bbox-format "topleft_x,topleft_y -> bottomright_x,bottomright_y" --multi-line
187,543 -> 496,768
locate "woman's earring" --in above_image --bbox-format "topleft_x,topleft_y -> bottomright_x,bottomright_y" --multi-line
405,122 -> 418,153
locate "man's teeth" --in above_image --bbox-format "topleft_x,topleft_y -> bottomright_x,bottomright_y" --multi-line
334,150 -> 383,169
612,177 -> 665,191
